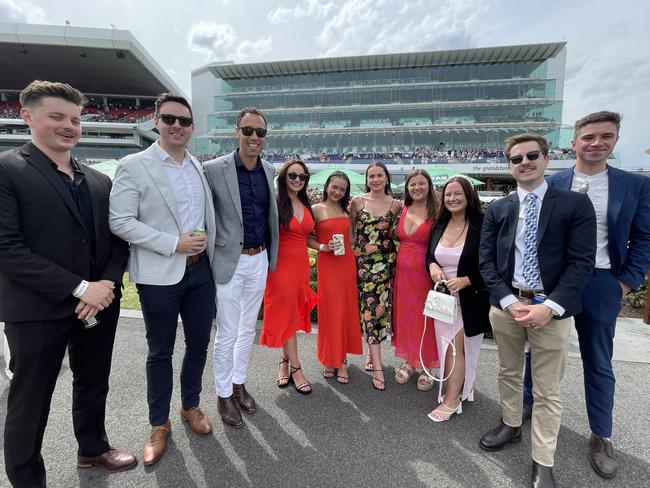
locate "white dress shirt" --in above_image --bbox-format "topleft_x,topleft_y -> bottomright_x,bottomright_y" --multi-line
500,180 -> 565,316
153,142 -> 206,250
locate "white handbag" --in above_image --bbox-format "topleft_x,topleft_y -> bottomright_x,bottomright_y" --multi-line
423,281 -> 457,324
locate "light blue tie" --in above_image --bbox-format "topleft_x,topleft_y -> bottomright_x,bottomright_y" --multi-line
523,193 -> 541,289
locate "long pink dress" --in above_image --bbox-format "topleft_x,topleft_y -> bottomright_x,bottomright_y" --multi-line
433,243 -> 484,403
391,206 -> 439,369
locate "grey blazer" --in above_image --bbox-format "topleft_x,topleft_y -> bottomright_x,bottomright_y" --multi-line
203,150 -> 279,285
109,144 -> 216,285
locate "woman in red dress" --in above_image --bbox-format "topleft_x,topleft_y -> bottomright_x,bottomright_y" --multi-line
308,172 -> 362,384
260,159 -> 318,394
392,170 -> 439,391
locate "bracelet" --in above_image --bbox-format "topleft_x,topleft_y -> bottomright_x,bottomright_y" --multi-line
72,280 -> 89,298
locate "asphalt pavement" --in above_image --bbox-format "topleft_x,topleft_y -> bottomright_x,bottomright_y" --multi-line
1,314 -> 649,487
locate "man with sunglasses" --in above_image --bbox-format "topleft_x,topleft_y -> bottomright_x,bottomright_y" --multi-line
522,112 -> 650,479
109,93 -> 217,465
203,107 -> 278,429
479,133 -> 596,488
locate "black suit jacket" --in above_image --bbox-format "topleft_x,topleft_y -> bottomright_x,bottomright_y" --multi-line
0,143 -> 129,321
426,213 -> 491,337
479,187 -> 596,318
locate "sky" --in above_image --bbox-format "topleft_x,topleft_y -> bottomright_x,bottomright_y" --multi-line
1,0 -> 648,166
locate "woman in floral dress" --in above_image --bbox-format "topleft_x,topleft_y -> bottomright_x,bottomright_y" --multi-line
350,162 -> 401,390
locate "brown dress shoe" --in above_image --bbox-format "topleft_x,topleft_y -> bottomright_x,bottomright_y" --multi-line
77,447 -> 137,471
218,395 -> 244,428
590,434 -> 618,479
233,383 -> 257,414
143,420 -> 171,466
180,406 -> 213,434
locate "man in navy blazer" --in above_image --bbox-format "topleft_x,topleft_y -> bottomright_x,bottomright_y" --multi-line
479,133 -> 596,488
523,112 -> 650,479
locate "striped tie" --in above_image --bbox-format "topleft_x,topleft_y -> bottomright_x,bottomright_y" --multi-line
523,193 -> 541,289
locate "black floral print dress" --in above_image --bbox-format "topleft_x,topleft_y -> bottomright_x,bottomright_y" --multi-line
354,198 -> 398,344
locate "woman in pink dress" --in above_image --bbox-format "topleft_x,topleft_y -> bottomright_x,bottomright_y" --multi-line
392,170 -> 439,391
425,176 -> 491,421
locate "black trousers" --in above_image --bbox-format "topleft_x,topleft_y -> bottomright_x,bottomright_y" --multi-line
3,301 -> 119,488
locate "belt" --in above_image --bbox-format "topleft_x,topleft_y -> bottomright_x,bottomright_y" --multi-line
186,250 -> 207,266
512,287 -> 543,299
241,244 -> 265,256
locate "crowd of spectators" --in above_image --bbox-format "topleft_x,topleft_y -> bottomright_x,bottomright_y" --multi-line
0,100 -> 154,123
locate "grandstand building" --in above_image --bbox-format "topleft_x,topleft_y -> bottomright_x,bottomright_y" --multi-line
0,22 -> 183,162
192,42 -> 570,164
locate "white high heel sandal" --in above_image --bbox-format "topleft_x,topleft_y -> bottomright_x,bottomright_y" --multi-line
427,401 -> 463,422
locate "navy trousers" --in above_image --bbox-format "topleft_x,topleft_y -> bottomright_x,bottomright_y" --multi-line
524,269 -> 621,437
137,256 -> 215,426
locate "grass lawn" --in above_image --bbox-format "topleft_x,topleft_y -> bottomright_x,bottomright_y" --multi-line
121,273 -> 140,310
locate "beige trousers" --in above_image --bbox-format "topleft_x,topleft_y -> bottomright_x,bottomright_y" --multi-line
489,305 -> 573,467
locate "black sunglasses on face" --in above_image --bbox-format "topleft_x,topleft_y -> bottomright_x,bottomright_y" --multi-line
159,114 -> 193,127
239,126 -> 267,138
287,172 -> 308,182
508,150 -> 542,165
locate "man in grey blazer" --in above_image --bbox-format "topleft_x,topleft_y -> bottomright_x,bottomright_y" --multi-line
203,107 -> 278,428
109,94 -> 216,465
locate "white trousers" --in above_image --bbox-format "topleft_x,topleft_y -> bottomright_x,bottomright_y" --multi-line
213,251 -> 268,397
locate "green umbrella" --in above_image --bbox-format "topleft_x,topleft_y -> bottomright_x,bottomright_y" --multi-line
308,165 -> 366,187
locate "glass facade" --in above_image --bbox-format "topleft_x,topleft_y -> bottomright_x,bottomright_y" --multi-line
194,46 -> 566,157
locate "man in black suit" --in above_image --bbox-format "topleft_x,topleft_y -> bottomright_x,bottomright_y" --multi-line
478,133 -> 596,488
0,80 -> 136,488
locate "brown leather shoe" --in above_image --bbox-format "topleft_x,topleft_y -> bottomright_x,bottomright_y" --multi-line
233,383 -> 257,414
143,420 -> 171,466
218,395 -> 244,428
479,421 -> 522,451
590,434 -> 618,479
180,406 -> 213,434
77,447 -> 137,471
532,460 -> 556,488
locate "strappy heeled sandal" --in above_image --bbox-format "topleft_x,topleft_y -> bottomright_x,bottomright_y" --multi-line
371,368 -> 385,391
277,358 -> 290,388
290,365 -> 312,395
335,360 -> 349,385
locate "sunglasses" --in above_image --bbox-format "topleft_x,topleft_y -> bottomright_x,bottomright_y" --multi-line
239,126 -> 267,138
287,172 -> 308,182
158,114 -> 193,127
508,150 -> 541,165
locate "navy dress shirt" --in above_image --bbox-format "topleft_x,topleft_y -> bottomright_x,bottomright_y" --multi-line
234,149 -> 270,248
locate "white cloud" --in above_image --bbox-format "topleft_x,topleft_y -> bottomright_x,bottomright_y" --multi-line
187,21 -> 272,62
0,0 -> 46,23
268,0 -> 337,24
317,0 -> 487,57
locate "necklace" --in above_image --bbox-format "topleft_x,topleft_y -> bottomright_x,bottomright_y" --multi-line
445,219 -> 467,246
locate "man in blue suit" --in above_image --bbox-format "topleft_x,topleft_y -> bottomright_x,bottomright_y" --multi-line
479,133 -> 596,488
523,111 -> 650,479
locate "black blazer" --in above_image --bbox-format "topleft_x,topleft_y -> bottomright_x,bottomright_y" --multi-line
426,213 -> 491,337
479,187 -> 596,318
0,143 -> 129,321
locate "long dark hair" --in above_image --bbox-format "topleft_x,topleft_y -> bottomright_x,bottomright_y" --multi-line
403,169 -> 438,220
277,159 -> 314,230
322,171 -> 351,214
364,161 -> 392,195
436,176 -> 483,224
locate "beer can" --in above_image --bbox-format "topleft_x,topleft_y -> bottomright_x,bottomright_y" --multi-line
192,229 -> 206,237
532,292 -> 547,305
83,316 -> 100,329
332,234 -> 345,256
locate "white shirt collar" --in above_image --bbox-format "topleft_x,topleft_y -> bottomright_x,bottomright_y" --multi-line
516,179 -> 548,203
153,140 -> 191,165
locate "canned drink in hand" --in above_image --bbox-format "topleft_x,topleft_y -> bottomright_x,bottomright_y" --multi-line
83,316 -> 100,329
192,229 -> 206,237
332,234 -> 345,256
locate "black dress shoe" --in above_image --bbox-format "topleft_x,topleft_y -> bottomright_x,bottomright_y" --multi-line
589,434 -> 618,479
233,383 -> 257,414
532,460 -> 556,488
217,395 -> 244,428
479,422 -> 522,451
